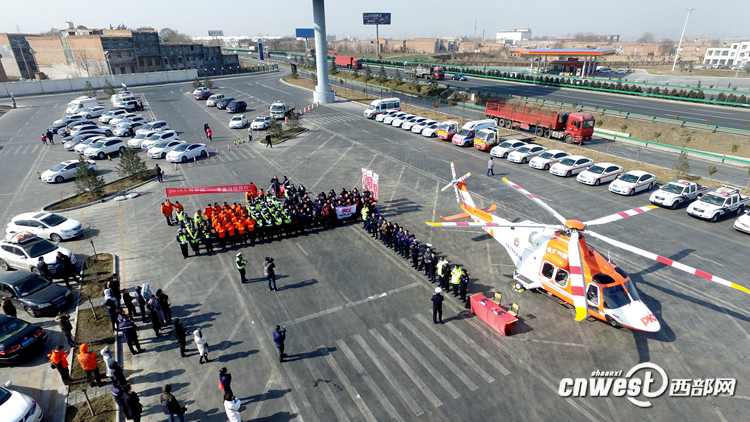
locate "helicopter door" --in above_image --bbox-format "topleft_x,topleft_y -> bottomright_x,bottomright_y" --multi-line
586,284 -> 600,312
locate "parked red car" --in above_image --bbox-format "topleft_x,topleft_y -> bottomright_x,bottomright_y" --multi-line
194,87 -> 212,100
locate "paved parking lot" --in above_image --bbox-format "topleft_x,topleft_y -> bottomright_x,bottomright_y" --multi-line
1,72 -> 749,421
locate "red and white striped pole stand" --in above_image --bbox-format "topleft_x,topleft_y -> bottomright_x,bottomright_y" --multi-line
193,156 -> 197,164
174,162 -> 178,171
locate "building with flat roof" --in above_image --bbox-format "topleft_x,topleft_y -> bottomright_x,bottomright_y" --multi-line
0,33 -> 39,79
703,41 -> 750,68
496,29 -> 531,45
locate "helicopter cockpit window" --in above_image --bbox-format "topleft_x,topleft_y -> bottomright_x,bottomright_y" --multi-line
541,262 -> 555,279
528,231 -> 537,243
586,284 -> 600,306
623,279 -> 641,302
602,284 -> 631,309
554,269 -> 569,287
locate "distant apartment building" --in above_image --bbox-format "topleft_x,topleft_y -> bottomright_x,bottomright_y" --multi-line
496,29 -> 532,45
703,41 -> 750,68
0,28 -> 239,80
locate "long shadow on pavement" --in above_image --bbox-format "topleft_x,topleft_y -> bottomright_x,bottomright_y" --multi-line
238,388 -> 292,404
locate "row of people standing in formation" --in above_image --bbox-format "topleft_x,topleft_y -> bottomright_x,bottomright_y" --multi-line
162,177 -> 377,259
361,203 -> 471,314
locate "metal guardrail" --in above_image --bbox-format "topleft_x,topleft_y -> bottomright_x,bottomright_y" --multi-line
360,57 -> 750,98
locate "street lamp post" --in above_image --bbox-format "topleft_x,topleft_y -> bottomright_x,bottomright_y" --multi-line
671,6 -> 695,71
104,52 -> 115,84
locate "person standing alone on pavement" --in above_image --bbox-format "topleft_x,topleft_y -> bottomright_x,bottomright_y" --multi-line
194,328 -> 210,364
236,253 -> 248,283
265,133 -> 273,148
219,367 -> 234,397
487,157 -> 494,176
224,392 -> 243,422
173,318 -> 188,358
206,127 -> 213,142
155,164 -> 163,183
274,325 -> 286,362
264,256 -> 277,291
432,287 -> 444,324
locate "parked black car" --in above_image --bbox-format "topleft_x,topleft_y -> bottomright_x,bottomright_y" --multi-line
226,100 -> 247,113
0,272 -> 72,318
0,315 -> 47,364
216,97 -> 235,110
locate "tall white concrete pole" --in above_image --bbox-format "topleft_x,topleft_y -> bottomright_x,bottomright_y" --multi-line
672,6 -> 694,71
312,0 -> 335,103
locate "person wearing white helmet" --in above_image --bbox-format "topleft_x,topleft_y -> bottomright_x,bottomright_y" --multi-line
431,287 -> 444,324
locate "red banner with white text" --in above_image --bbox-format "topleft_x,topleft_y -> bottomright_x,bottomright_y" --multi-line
166,185 -> 252,198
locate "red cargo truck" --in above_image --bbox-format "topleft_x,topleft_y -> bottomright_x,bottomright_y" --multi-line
335,56 -> 363,69
484,102 -> 594,144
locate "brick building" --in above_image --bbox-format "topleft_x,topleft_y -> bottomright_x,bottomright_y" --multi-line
0,28 -> 239,80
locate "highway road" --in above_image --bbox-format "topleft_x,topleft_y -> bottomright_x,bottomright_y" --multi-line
251,54 -> 750,131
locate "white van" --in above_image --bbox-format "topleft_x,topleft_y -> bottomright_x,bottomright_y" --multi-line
66,96 -> 99,115
206,94 -> 225,107
364,97 -> 401,119
452,119 -> 497,147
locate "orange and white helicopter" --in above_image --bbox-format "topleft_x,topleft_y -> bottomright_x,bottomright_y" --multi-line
428,163 -> 750,332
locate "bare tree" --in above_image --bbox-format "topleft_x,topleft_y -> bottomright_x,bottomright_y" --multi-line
159,28 -> 193,43
42,27 -> 63,37
637,32 -> 655,43
658,39 -> 675,56
73,49 -> 96,77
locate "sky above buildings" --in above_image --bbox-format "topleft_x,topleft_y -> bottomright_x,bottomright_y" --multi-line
2,0 -> 748,41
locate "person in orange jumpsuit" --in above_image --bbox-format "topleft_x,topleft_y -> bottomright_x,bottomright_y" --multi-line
225,221 -> 236,247
48,345 -> 70,384
216,224 -> 227,249
236,219 -> 246,245
204,205 -> 213,220
174,201 -> 184,213
161,200 -> 174,226
248,182 -> 258,199
77,343 -> 103,387
246,217 -> 256,244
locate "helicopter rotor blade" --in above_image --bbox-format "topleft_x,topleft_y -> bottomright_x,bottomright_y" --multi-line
586,230 -> 750,295
457,172 -> 471,183
441,182 -> 453,192
567,230 -> 590,322
450,162 -> 457,179
453,185 -> 460,203
584,205 -> 659,227
502,177 -> 568,225
427,221 -> 561,229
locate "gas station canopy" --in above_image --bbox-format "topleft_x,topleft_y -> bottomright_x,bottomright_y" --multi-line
515,48 -> 616,56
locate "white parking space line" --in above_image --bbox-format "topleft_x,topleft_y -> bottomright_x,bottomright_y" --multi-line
369,327 -> 443,408
321,347 -> 378,422
442,320 -> 511,376
337,339 -> 404,422
302,351 -> 351,422
32,144 -> 39,153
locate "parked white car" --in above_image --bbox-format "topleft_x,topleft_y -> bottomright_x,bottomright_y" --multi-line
74,105 -> 107,119
40,159 -> 98,184
411,119 -> 437,134
128,131 -> 157,148
576,163 -> 624,186
109,113 -> 142,126
99,109 -> 127,123
609,170 -> 656,196
166,143 -> 208,163
147,140 -> 185,159
383,112 -> 407,125
421,123 -> 439,137
507,145 -> 546,164
229,115 -> 248,129
376,110 -> 400,123
401,117 -> 427,131
490,140 -> 527,159
550,155 -> 594,177
529,150 -> 570,170
392,114 -> 416,128
135,121 -> 170,135
6,212 -> 84,242
141,131 -> 180,149
73,136 -> 106,154
734,210 -> 750,234
250,116 -> 272,130
0,381 -> 44,422
83,137 -> 126,159
113,121 -> 145,137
